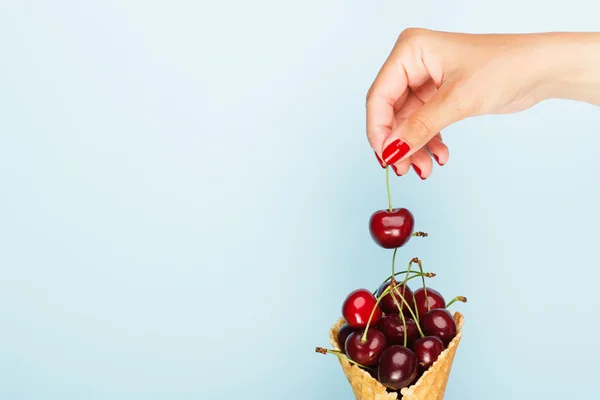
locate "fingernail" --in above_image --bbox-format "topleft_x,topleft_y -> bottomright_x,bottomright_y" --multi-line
374,151 -> 386,168
432,154 -> 444,166
391,165 -> 402,176
382,139 -> 411,165
412,164 -> 425,180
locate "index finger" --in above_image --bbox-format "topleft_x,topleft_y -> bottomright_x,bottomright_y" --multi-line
366,55 -> 409,159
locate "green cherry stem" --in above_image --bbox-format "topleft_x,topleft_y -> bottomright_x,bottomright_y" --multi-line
446,296 -> 468,308
390,284 -> 425,337
377,270 -> 436,290
390,290 -> 408,347
388,247 -> 407,347
385,165 -> 393,212
361,273 -> 428,342
391,248 -> 398,282
412,257 -> 430,313
361,284 -> 393,342
315,347 -> 374,371
400,258 -> 413,288
412,290 -> 420,321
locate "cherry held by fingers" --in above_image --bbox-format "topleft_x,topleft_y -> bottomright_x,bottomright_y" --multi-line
342,289 -> 382,329
345,329 -> 387,367
377,345 -> 419,390
369,208 -> 415,249
420,308 -> 457,346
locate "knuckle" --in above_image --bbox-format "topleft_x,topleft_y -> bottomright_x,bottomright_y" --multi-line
398,27 -> 425,42
396,28 -> 431,51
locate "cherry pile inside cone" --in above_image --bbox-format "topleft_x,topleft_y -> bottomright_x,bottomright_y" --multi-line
336,262 -> 466,393
315,165 -> 467,397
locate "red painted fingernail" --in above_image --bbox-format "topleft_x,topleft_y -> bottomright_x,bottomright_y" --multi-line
391,165 -> 402,176
374,151 -> 386,168
432,154 -> 444,166
412,164 -> 425,180
382,139 -> 411,165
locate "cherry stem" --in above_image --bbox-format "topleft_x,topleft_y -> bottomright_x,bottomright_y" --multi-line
315,347 -> 374,371
389,288 -> 408,347
361,273 -> 427,342
391,248 -> 398,282
389,248 -> 407,347
378,270 -> 436,290
412,257 -> 430,313
385,166 -> 393,212
382,276 -> 426,337
400,258 -> 412,288
446,296 -> 468,308
412,231 -> 429,237
400,292 -> 425,338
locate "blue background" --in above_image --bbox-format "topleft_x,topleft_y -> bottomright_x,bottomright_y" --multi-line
1,1 -> 599,399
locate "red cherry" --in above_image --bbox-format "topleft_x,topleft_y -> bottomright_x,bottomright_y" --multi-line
342,289 -> 382,329
369,208 -> 415,249
377,345 -> 419,390
420,309 -> 457,346
413,287 -> 446,318
412,336 -> 444,371
375,280 -> 414,315
378,315 -> 419,347
345,329 -> 387,367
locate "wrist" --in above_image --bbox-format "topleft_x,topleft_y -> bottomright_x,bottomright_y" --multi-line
533,32 -> 600,105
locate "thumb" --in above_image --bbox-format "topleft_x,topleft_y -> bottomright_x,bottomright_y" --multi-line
381,83 -> 469,165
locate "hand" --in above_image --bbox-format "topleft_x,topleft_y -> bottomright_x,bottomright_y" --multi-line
366,29 -> 600,179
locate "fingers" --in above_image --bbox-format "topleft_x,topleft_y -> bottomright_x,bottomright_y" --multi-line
389,93 -> 449,178
381,82 -> 469,165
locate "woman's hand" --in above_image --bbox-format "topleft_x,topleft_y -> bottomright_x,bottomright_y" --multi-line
367,29 -> 600,178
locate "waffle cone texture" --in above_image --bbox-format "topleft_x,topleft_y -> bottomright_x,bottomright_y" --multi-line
329,311 -> 464,400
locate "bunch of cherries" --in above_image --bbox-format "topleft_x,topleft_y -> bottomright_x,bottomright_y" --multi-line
316,165 -> 466,395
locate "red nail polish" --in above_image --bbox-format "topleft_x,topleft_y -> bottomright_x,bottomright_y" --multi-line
432,154 -> 441,165
412,164 -> 425,180
391,165 -> 402,176
374,151 -> 386,168
382,139 -> 411,165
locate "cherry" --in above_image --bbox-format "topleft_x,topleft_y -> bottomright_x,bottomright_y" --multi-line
337,323 -> 355,353
345,329 -> 387,367
420,309 -> 457,346
369,208 -> 415,249
378,315 -> 419,347
342,289 -> 382,329
413,287 -> 446,318
376,280 -> 414,315
377,345 -> 419,390
412,336 -> 444,370
369,166 -> 415,249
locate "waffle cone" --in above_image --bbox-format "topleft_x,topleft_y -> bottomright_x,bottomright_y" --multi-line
329,311 -> 464,400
